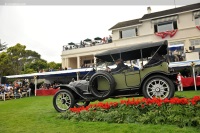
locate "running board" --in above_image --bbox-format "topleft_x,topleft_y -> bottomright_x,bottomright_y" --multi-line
110,93 -> 141,98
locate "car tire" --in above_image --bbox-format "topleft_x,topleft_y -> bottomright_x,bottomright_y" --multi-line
53,89 -> 75,112
142,75 -> 175,99
74,101 -> 90,108
89,71 -> 116,99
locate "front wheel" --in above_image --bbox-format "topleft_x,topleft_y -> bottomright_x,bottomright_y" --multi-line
53,90 -> 75,112
142,75 -> 175,99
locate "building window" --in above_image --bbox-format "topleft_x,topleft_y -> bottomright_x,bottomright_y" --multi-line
195,16 -> 200,26
190,39 -> 200,46
154,21 -> 178,33
119,28 -> 138,38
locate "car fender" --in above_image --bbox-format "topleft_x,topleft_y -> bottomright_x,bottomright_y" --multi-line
140,71 -> 177,87
56,84 -> 89,100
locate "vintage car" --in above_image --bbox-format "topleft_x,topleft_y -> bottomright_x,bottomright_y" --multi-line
53,40 -> 177,112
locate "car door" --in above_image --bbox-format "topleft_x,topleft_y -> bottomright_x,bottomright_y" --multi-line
124,69 -> 141,87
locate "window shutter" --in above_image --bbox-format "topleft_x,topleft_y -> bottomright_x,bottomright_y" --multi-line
135,28 -> 138,36
173,21 -> 178,29
154,25 -> 158,33
119,31 -> 122,38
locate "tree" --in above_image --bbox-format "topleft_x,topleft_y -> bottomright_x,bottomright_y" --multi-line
0,43 -> 43,76
29,59 -> 48,72
6,43 -> 41,75
0,43 -> 62,76
0,52 -> 14,76
22,68 -> 36,74
47,62 -> 62,71
0,39 -> 7,51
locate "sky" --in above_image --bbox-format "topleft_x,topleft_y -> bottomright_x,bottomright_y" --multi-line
0,0 -> 199,63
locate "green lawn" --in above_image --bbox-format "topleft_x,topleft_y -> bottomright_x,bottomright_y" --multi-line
0,91 -> 200,133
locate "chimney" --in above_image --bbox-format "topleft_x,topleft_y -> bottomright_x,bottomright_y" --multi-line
147,7 -> 151,14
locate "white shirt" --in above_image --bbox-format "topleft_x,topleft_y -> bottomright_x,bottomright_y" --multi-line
177,75 -> 182,82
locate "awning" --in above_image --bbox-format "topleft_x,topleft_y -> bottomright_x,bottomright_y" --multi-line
169,60 -> 200,68
168,44 -> 184,51
168,44 -> 184,48
152,16 -> 178,24
5,68 -> 95,79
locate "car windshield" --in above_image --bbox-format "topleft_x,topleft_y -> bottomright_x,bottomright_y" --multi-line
96,61 -> 114,70
96,59 -> 140,71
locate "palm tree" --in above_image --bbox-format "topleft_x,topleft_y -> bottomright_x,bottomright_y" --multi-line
0,39 -> 7,51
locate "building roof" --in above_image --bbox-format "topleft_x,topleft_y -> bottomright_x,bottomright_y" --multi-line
141,2 -> 200,21
109,3 -> 200,30
109,18 -> 141,30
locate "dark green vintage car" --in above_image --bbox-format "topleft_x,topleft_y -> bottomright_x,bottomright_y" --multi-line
53,40 -> 177,112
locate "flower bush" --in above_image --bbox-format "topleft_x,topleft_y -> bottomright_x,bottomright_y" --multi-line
60,96 -> 200,128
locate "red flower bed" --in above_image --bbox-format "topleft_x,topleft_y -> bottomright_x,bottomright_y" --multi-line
70,96 -> 200,113
60,96 -> 200,127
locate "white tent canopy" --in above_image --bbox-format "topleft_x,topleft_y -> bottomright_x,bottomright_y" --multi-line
169,60 -> 200,68
5,68 -> 94,79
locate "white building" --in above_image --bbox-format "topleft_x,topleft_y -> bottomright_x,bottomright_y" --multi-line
61,3 -> 200,69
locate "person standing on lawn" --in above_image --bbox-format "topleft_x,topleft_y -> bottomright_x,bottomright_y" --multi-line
177,72 -> 183,91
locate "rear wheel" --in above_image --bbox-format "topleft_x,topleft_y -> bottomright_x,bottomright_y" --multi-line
142,75 -> 175,99
53,90 -> 75,112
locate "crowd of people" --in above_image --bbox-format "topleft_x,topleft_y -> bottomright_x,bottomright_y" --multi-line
167,50 -> 185,62
0,79 -> 31,100
38,81 -> 61,90
81,63 -> 95,68
176,66 -> 200,91
63,35 -> 113,51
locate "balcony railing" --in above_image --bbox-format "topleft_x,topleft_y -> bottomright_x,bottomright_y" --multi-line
63,39 -> 112,51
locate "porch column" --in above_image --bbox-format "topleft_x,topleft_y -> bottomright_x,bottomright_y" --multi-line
62,58 -> 65,68
65,58 -> 69,68
77,56 -> 80,68
93,56 -> 96,67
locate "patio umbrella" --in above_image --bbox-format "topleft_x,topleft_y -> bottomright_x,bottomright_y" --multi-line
94,37 -> 102,40
84,38 -> 92,42
68,42 -> 75,45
